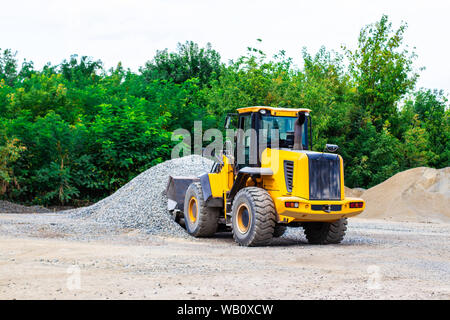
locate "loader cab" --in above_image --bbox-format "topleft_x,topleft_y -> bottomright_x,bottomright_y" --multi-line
228,106 -> 311,170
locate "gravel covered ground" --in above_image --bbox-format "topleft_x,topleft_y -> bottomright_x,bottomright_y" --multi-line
69,155 -> 213,238
0,213 -> 449,299
0,200 -> 50,214
0,155 -> 448,299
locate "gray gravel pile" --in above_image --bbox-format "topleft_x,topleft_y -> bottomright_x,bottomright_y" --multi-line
71,155 -> 213,237
0,200 -> 51,214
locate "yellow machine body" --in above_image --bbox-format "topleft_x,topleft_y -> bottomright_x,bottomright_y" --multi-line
259,148 -> 364,222
206,151 -> 364,223
205,106 -> 365,224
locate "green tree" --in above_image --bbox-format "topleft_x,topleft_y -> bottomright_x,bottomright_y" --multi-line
0,16 -> 448,204
141,41 -> 222,87
400,89 -> 449,167
0,49 -> 18,86
0,137 -> 25,196
345,15 -> 419,136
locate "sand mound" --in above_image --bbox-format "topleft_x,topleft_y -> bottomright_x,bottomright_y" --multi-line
344,186 -> 365,198
358,167 -> 450,223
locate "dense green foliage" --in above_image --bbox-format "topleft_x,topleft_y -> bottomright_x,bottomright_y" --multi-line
0,16 -> 448,205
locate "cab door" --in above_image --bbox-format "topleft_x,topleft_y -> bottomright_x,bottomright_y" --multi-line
235,113 -> 258,171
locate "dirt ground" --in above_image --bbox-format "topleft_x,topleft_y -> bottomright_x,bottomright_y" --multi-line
0,213 -> 449,300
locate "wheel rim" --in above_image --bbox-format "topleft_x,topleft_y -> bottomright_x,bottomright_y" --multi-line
188,197 -> 198,223
236,203 -> 251,234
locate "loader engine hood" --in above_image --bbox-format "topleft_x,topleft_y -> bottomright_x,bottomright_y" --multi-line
261,149 -> 343,201
306,152 -> 341,200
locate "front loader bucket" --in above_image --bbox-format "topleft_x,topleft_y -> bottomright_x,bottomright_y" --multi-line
166,176 -> 199,211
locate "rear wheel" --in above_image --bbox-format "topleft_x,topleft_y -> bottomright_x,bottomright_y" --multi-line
231,187 -> 276,247
273,224 -> 287,238
303,218 -> 348,244
183,182 -> 219,237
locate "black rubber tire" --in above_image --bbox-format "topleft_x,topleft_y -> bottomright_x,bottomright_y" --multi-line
303,218 -> 348,244
183,182 -> 219,237
231,187 -> 276,247
273,224 -> 287,238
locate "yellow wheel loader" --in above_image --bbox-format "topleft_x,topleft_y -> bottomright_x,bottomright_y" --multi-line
166,106 -> 365,246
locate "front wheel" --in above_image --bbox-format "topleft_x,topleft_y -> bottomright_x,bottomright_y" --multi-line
231,187 -> 276,247
183,182 -> 219,237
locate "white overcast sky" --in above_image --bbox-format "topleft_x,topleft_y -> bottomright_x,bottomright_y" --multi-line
1,0 -> 449,94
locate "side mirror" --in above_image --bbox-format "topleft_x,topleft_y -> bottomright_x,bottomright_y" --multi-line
296,112 -> 306,126
224,116 -> 231,129
224,113 -> 237,129
325,144 -> 339,153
